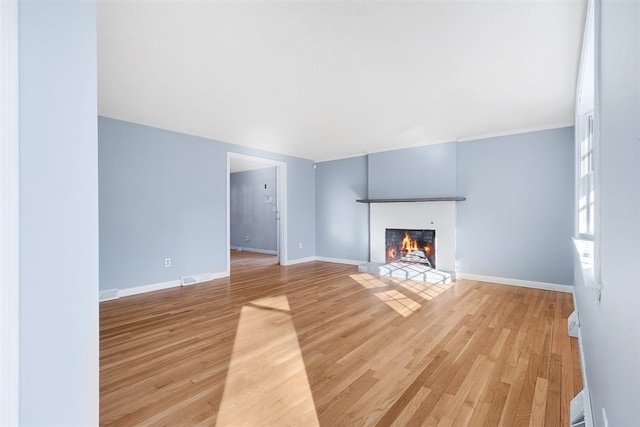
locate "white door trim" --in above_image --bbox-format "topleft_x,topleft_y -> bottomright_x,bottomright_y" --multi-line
0,1 -> 20,425
226,152 -> 288,272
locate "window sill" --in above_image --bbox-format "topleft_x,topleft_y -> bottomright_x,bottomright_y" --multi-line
572,237 -> 601,289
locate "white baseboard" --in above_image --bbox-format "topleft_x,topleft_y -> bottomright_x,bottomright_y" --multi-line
99,289 -> 118,302
101,270 -> 229,301
457,273 -> 574,293
315,256 -> 364,266
181,271 -> 229,286
572,293 -> 590,389
230,246 -> 277,255
282,256 -> 316,266
117,278 -> 182,298
571,293 -> 595,426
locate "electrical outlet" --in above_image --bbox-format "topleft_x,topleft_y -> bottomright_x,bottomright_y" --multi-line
245,235 -> 250,242
164,258 -> 171,267
299,242 -> 303,249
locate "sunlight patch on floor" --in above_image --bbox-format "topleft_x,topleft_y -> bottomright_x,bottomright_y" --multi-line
374,289 -> 421,317
350,273 -> 454,317
217,295 -> 319,426
349,273 -> 389,289
389,277 -> 454,301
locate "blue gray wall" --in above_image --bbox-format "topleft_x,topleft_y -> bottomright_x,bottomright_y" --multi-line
19,1 -> 99,424
285,158 -> 316,259
573,2 -> 640,426
99,117 -> 315,291
368,142 -> 457,198
230,168 -> 278,252
315,156 -> 369,262
99,119 -> 226,289
457,128 -> 574,284
316,129 -> 574,285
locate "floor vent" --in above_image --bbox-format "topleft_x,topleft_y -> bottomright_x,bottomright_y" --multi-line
568,310 -> 580,337
571,389 -> 593,427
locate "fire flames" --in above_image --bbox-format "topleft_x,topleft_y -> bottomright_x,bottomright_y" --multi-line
401,232 -> 418,252
387,231 -> 431,260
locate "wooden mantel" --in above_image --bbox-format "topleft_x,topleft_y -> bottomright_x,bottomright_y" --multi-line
356,197 -> 466,203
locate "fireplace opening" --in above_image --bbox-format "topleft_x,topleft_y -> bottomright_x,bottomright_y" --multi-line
385,229 -> 436,268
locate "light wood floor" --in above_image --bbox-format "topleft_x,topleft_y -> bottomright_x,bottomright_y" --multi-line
100,252 -> 582,426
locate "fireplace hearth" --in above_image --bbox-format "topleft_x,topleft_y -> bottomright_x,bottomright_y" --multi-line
385,229 -> 436,268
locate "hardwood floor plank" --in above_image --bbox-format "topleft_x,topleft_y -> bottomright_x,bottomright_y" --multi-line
514,353 -> 541,426
530,377 -> 549,427
441,355 -> 490,421
421,392 -> 453,427
100,252 -> 582,426
452,404 -> 475,427
389,386 -> 431,427
468,401 -> 491,427
545,353 -> 563,427
317,369 -> 378,421
374,350 -> 450,427
482,381 -> 511,427
497,357 -> 529,427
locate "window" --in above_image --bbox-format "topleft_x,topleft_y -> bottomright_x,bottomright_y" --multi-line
573,0 -> 599,291
578,113 -> 595,237
574,112 -> 599,289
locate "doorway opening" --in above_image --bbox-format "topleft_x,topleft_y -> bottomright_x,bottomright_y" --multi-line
226,153 -> 287,273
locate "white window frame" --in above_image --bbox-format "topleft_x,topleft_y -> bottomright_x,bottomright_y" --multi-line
577,113 -> 595,239
573,0 -> 601,291
1,1 -> 20,425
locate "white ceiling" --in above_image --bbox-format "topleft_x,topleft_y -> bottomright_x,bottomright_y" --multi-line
98,1 -> 586,162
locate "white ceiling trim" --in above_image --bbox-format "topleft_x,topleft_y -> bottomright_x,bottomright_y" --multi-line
452,121 -> 574,144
